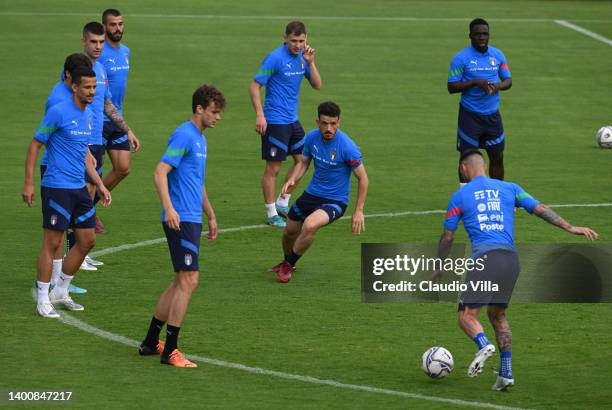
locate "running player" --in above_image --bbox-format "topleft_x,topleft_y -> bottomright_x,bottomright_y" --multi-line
448,18 -> 511,182
268,102 -> 368,283
23,67 -> 112,318
138,85 -> 226,368
435,149 -> 598,390
249,21 -> 322,228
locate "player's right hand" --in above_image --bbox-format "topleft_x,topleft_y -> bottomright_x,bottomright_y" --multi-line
471,79 -> 491,92
256,115 -> 267,136
165,208 -> 181,231
567,226 -> 599,241
97,185 -> 112,207
281,179 -> 296,195
22,183 -> 35,207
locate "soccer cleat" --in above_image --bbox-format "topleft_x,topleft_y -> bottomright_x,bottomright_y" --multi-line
266,215 -> 286,228
49,290 -> 84,311
467,344 -> 496,377
492,376 -> 515,391
161,349 -> 198,368
85,255 -> 104,266
95,216 -> 106,234
68,283 -> 88,294
267,262 -> 284,273
275,204 -> 290,218
79,259 -> 97,271
37,302 -> 60,318
138,340 -> 166,356
276,262 -> 296,283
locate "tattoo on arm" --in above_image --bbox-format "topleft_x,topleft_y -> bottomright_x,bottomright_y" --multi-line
534,204 -> 572,229
104,99 -> 130,133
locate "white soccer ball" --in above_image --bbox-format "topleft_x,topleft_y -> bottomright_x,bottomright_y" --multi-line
596,126 -> 612,148
422,347 -> 454,378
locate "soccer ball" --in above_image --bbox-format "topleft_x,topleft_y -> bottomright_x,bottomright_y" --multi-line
422,347 -> 454,378
596,126 -> 612,148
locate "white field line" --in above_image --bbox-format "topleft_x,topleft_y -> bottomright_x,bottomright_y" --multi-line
89,202 -> 612,258
0,11 -> 610,24
58,313 -> 529,410
555,20 -> 612,46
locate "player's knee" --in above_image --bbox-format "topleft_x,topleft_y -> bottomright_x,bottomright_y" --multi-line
301,220 -> 320,236
178,271 -> 199,292
487,150 -> 504,165
116,165 -> 130,179
264,162 -> 281,177
46,236 -> 63,253
78,236 -> 96,252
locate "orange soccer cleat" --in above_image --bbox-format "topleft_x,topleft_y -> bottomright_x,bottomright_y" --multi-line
161,349 -> 198,368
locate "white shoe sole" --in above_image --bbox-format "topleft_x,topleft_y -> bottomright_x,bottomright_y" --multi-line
468,344 -> 496,377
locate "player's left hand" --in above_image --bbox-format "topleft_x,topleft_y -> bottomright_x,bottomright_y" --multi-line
207,218 -> 218,241
97,184 -> 112,207
352,209 -> 365,234
487,82 -> 500,95
303,44 -> 316,64
128,130 -> 141,152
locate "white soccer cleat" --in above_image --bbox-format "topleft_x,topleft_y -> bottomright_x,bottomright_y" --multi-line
467,344 -> 496,377
85,255 -> 104,266
49,290 -> 84,311
492,376 -> 515,391
79,259 -> 98,271
37,302 -> 60,318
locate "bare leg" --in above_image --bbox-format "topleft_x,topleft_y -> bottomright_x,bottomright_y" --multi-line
37,229 -> 65,282
457,306 -> 484,339
486,149 -> 504,180
488,305 -> 512,353
167,271 -> 199,327
103,149 -> 131,191
282,218 -> 302,256
62,228 -> 96,276
262,160 -> 282,205
292,210 -> 329,255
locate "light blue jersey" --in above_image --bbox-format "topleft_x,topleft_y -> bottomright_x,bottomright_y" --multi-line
90,61 -> 111,144
100,41 -> 130,119
40,81 -> 73,166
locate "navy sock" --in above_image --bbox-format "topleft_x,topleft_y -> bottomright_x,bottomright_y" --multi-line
284,251 -> 302,267
143,316 -> 165,348
499,351 -> 512,378
162,324 -> 181,357
473,332 -> 491,350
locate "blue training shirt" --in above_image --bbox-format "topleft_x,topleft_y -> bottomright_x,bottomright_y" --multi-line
34,98 -> 93,189
448,45 -> 511,115
40,81 -> 74,166
253,43 -> 311,124
301,128 -> 363,204
160,121 -> 207,223
90,61 -> 112,145
443,176 -> 539,257
100,41 -> 130,119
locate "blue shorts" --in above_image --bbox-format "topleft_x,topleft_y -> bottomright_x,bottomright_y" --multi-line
103,121 -> 130,151
85,144 -> 105,184
40,164 -> 47,178
162,221 -> 202,272
288,192 -> 347,224
41,186 -> 95,231
456,104 -> 505,152
261,121 -> 305,161
457,249 -> 520,310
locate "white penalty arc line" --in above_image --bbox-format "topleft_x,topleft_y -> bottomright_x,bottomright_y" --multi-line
89,202 -> 612,258
58,313 -> 528,410
0,11 -> 610,24
554,20 -> 612,46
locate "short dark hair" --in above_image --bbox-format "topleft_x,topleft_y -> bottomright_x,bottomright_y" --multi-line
192,84 -> 226,114
285,21 -> 306,36
83,21 -> 105,38
469,18 -> 489,33
63,53 -> 92,77
71,67 -> 97,85
102,8 -> 121,24
459,149 -> 484,163
318,101 -> 341,118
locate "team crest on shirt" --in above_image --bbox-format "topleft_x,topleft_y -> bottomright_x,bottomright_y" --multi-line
270,147 -> 277,157
490,57 -> 497,66
50,214 -> 58,226
184,254 -> 192,266
330,150 -> 336,161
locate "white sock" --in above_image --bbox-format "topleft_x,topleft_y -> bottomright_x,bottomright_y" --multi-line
55,272 -> 74,297
276,193 -> 291,207
51,259 -> 63,286
265,203 -> 277,218
36,281 -> 50,304
459,183 -> 467,189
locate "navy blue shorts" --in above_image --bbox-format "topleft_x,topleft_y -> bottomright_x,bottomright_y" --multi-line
85,144 -> 105,184
288,192 -> 347,224
457,250 -> 520,310
456,104 -> 505,152
40,164 -> 47,178
261,121 -> 305,161
41,186 -> 95,231
163,221 -> 202,272
103,121 -> 130,151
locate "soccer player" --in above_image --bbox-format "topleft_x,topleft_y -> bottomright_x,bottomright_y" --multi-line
139,85 -> 226,368
100,9 -> 139,194
249,21 -> 322,228
435,150 -> 598,390
41,53 -> 93,293
448,18 -> 511,182
23,67 -> 112,318
268,102 -> 368,283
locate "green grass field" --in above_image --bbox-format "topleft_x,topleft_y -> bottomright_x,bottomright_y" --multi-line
2,1 -> 612,408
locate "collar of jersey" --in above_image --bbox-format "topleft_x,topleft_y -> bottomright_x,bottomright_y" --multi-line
470,44 -> 490,56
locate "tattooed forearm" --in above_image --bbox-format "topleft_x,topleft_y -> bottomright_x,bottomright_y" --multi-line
534,204 -> 572,229
104,99 -> 130,133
